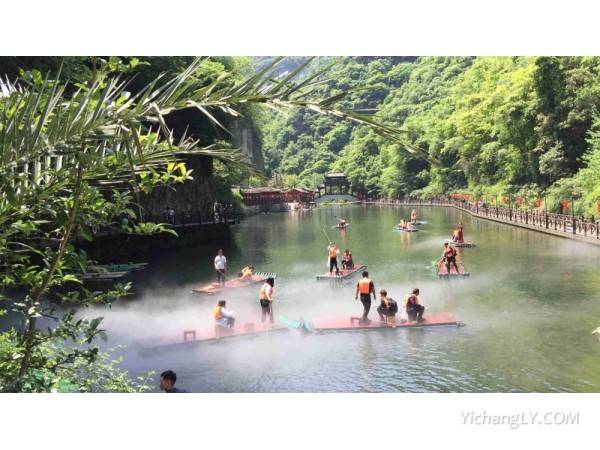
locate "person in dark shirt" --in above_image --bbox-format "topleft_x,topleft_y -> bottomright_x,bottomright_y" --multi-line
159,370 -> 187,393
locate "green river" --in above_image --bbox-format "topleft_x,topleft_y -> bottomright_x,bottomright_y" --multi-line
98,204 -> 600,392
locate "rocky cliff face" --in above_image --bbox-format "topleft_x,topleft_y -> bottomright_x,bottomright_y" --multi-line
141,155 -> 217,221
231,118 -> 264,171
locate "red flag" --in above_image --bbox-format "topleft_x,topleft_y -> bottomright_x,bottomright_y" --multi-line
535,198 -> 542,208
562,199 -> 570,211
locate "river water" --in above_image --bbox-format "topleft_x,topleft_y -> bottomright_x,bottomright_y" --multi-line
97,204 -> 600,392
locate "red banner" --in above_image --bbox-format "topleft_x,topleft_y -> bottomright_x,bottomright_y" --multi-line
534,198 -> 542,208
562,199 -> 570,211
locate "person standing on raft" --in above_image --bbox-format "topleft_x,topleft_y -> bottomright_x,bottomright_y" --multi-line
452,223 -> 464,243
355,271 -> 376,322
213,300 -> 236,329
214,249 -> 227,285
442,242 -> 460,274
405,288 -> 425,322
328,242 -> 340,275
259,277 -> 275,325
377,289 -> 398,324
411,209 -> 418,223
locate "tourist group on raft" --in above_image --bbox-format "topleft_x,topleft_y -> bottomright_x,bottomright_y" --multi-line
206,208 -> 469,334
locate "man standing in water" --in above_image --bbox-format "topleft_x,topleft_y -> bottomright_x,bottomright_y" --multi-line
405,288 -> 425,323
355,271 -> 376,322
259,277 -> 275,325
214,249 -> 227,285
328,242 -> 340,275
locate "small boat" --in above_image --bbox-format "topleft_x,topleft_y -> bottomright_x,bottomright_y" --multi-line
79,271 -> 129,281
437,260 -> 470,278
392,226 -> 419,232
334,223 -> 349,229
192,272 -> 277,295
293,312 -> 463,333
138,322 -> 288,351
446,240 -> 476,248
89,262 -> 148,272
316,263 -> 366,281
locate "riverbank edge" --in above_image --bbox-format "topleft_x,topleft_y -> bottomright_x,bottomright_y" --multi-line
365,201 -> 600,248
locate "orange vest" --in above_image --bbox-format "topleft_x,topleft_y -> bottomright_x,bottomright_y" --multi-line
358,278 -> 371,294
328,246 -> 338,258
213,306 -> 222,320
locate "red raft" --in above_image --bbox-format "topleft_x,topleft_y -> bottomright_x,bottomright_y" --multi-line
192,272 -> 276,295
437,261 -> 470,278
139,322 -> 288,351
310,312 -> 463,333
316,263 -> 366,281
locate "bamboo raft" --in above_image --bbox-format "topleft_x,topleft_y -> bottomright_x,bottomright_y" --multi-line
192,272 -> 277,295
316,263 -> 366,281
437,260 -> 470,278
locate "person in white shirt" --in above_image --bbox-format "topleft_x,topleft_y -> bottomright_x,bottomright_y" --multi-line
259,277 -> 275,324
214,249 -> 227,285
213,300 -> 235,328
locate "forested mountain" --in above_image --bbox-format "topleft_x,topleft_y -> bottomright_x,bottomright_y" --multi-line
259,56 -> 600,215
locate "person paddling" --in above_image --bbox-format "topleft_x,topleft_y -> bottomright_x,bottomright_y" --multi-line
328,242 -> 340,275
355,271 -> 376,322
441,242 -> 460,274
377,289 -> 398,324
405,288 -> 425,323
214,249 -> 227,285
259,277 -> 275,325
213,300 -> 236,329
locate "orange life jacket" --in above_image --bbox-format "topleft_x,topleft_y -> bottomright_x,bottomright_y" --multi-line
213,306 -> 222,320
328,246 -> 338,258
358,278 -> 371,295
